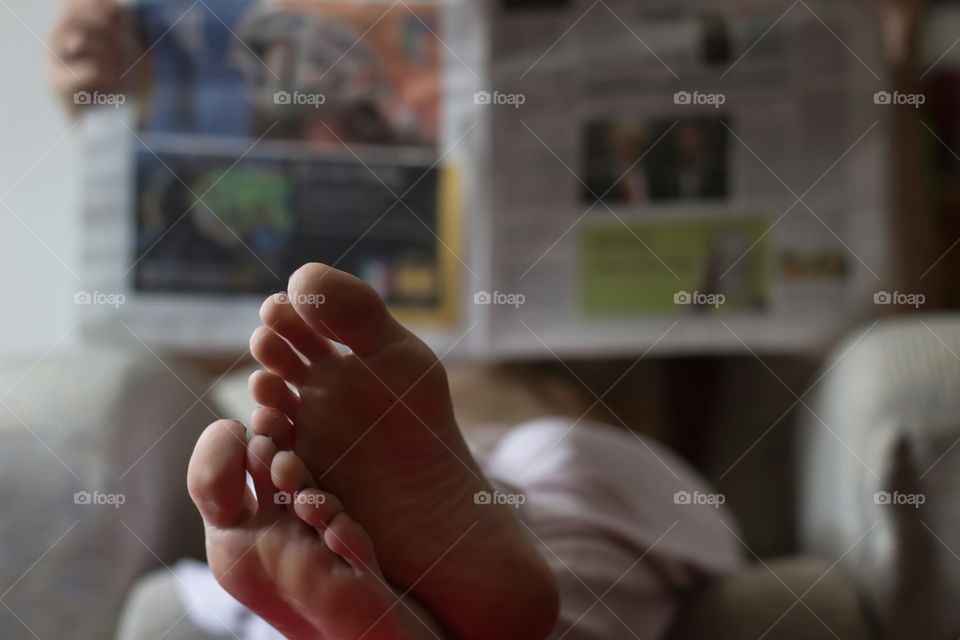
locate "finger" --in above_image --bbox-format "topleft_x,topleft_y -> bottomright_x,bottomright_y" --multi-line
60,30 -> 120,65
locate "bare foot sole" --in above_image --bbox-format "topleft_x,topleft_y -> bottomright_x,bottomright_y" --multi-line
187,420 -> 444,640
248,263 -> 559,639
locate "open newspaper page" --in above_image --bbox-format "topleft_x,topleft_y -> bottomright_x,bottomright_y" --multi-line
79,0 -> 889,357
478,0 -> 888,356
79,0 -> 484,353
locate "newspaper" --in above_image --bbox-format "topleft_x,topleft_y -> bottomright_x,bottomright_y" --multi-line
78,0 -> 888,356
475,0 -> 887,356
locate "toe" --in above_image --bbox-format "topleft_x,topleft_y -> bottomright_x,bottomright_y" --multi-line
247,435 -> 280,513
250,326 -> 309,387
292,488 -> 344,531
249,370 -> 299,418
287,263 -> 409,357
250,406 -> 295,449
324,512 -> 379,571
187,420 -> 254,528
270,450 -> 316,493
260,293 -> 337,362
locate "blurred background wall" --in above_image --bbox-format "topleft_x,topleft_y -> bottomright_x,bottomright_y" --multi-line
0,0 -> 83,358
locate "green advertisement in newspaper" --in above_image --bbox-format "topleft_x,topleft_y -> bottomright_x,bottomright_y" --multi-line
580,216 -> 769,315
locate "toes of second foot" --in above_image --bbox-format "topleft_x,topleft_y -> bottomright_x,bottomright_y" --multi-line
271,450 -> 316,493
251,406 -> 295,449
323,512 -> 378,571
247,435 -> 280,511
292,488 -> 343,530
187,420 -> 253,528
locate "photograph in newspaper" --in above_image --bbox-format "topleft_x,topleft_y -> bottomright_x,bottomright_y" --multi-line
129,0 -> 457,324
583,116 -> 730,205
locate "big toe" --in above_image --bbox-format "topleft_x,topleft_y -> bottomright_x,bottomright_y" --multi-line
287,263 -> 409,357
187,420 -> 253,528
